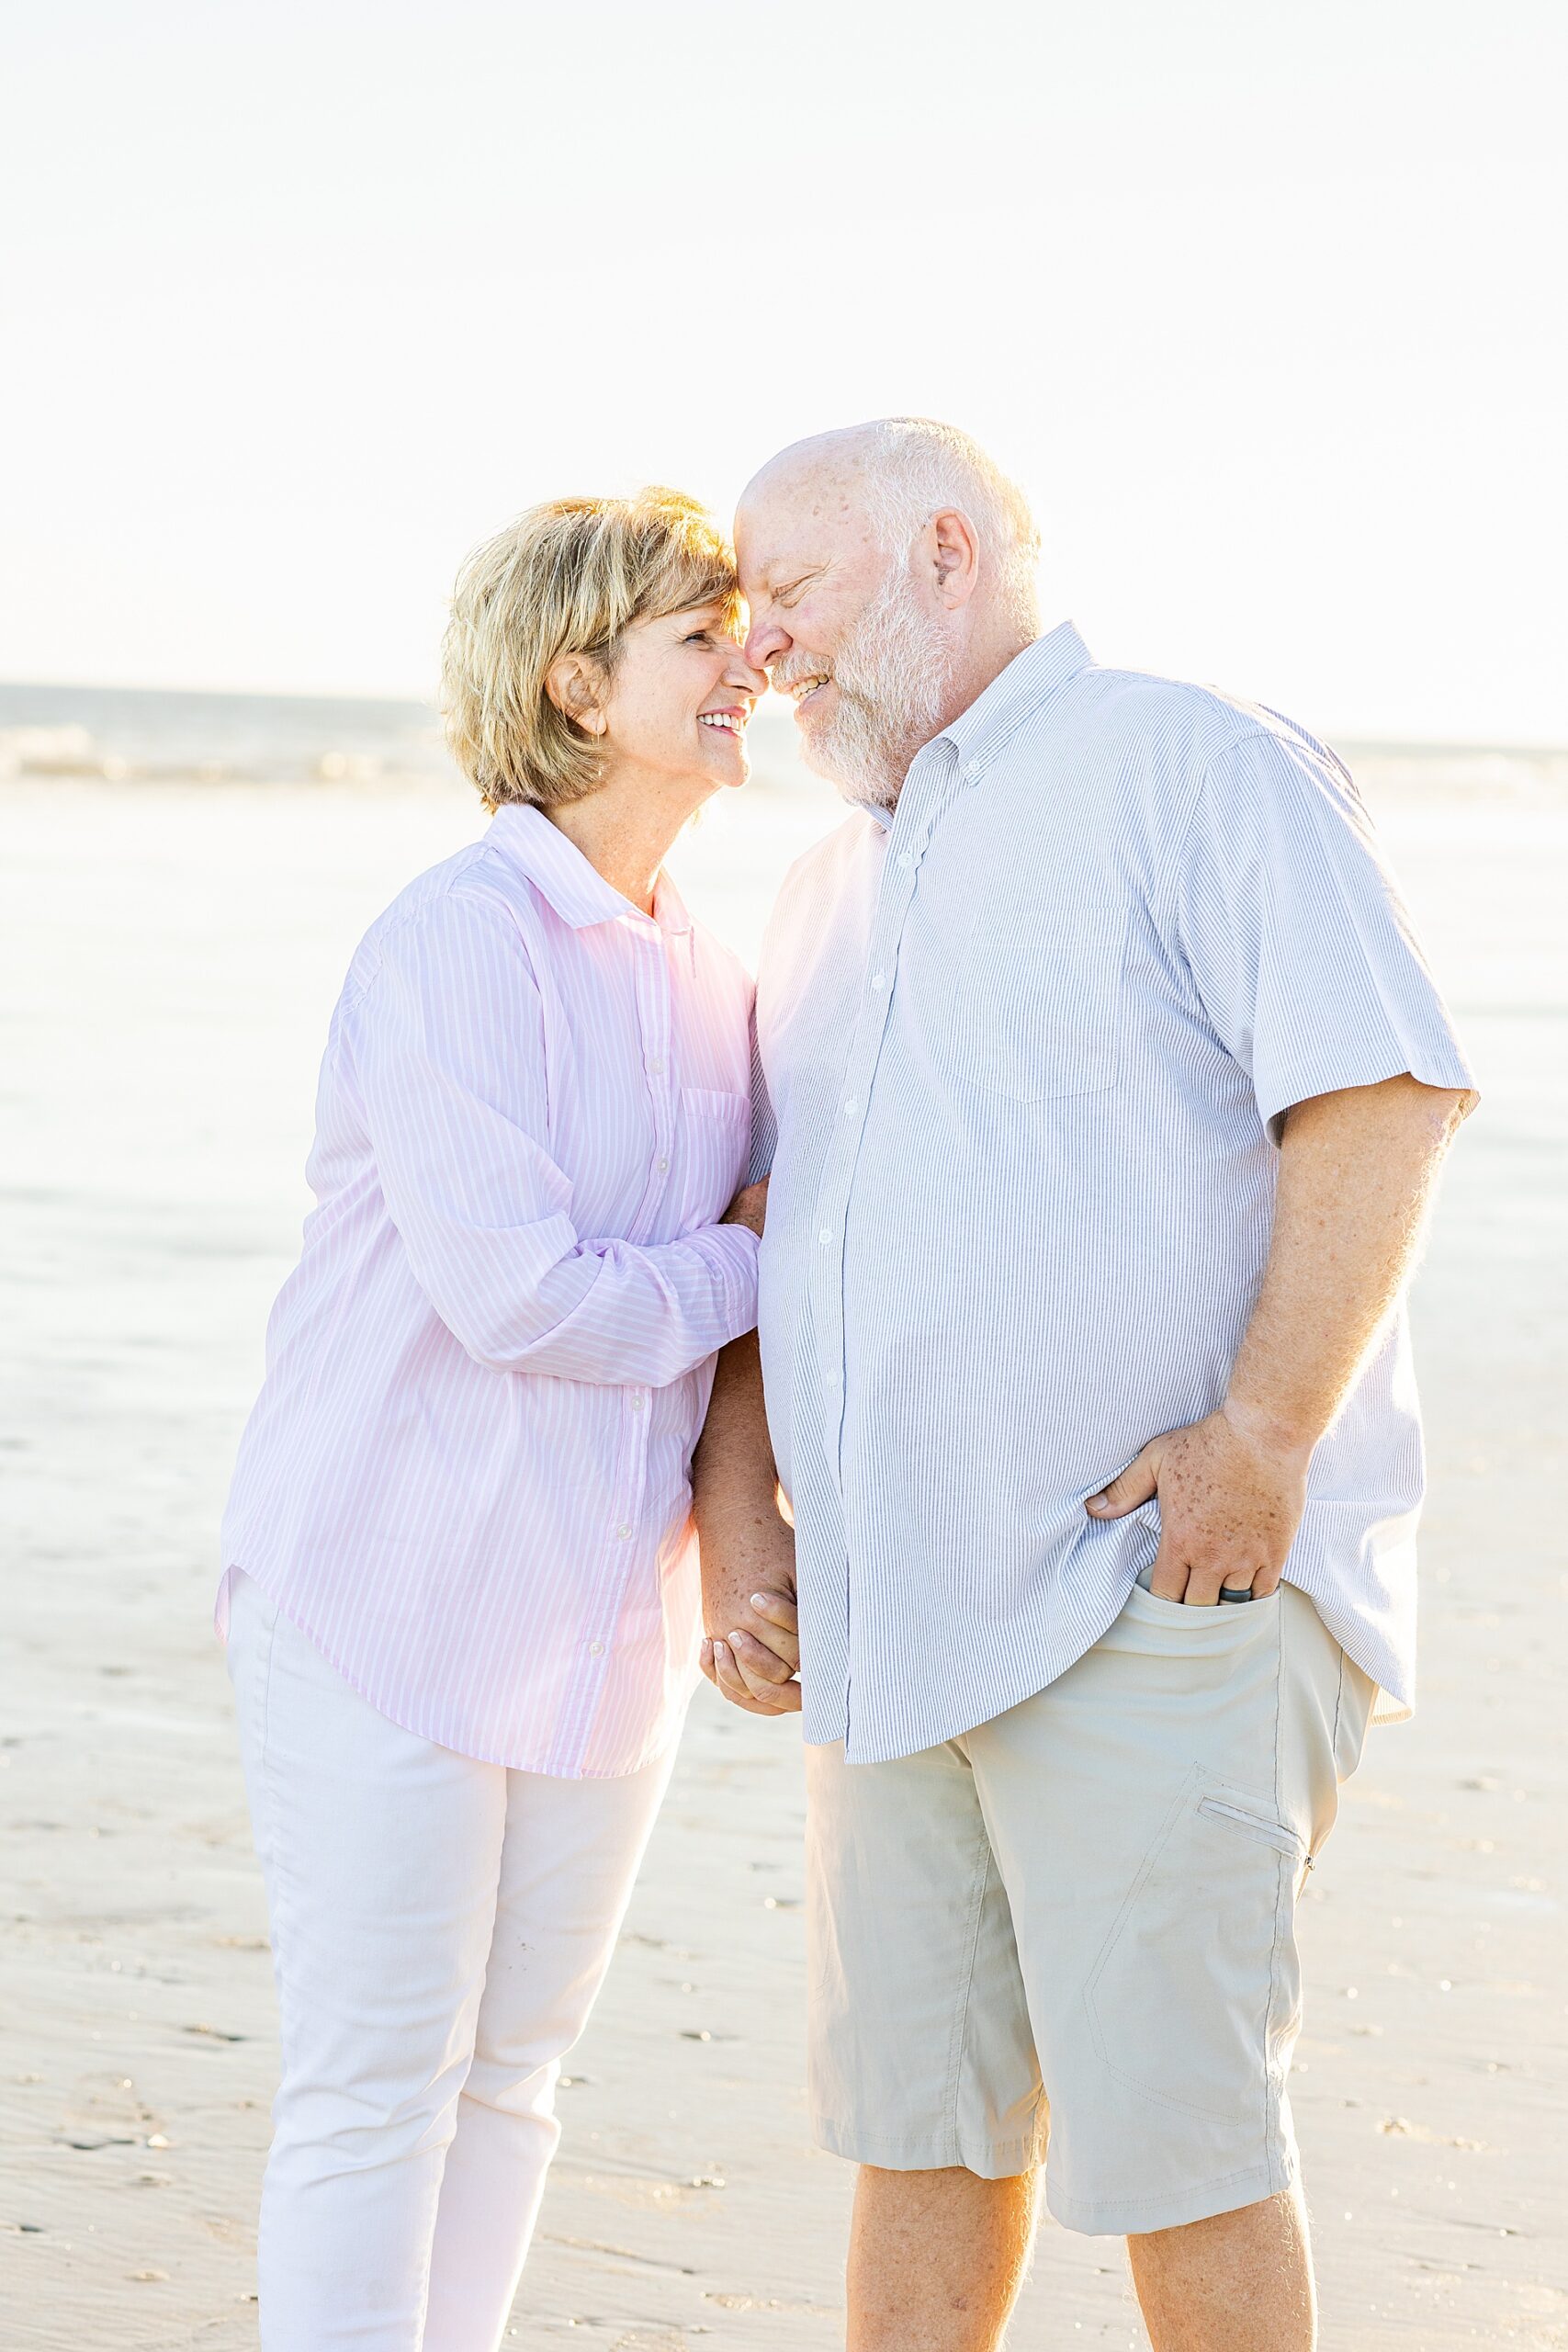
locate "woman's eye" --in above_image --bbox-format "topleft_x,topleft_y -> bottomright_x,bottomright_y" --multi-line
684,629 -> 712,645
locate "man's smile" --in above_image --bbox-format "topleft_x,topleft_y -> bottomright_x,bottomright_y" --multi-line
774,666 -> 834,713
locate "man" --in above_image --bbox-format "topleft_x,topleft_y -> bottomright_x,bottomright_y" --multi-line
693,418 -> 1475,2352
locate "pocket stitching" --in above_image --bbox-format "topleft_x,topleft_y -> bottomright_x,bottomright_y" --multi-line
679,1087 -> 750,1125
951,905 -> 1127,1103
1197,1794 -> 1303,1862
1082,1765 -> 1294,2124
1081,1764 -> 1242,2124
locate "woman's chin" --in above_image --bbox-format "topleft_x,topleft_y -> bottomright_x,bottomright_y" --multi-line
693,745 -> 748,793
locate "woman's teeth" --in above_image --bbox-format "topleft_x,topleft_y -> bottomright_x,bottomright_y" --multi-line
698,712 -> 743,733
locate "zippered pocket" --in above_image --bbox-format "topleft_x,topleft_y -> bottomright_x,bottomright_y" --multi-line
1198,1794 -> 1309,1866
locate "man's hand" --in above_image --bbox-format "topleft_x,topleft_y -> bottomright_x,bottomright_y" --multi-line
700,1491 -> 800,1713
1086,1404 -> 1312,1603
1089,1078 -> 1473,1605
723,1177 -> 769,1238
700,1585 -> 801,1714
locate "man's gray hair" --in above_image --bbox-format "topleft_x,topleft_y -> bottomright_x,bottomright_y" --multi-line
854,417 -> 1041,634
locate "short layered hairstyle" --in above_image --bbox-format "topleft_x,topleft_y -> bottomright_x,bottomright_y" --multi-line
441,489 -> 740,810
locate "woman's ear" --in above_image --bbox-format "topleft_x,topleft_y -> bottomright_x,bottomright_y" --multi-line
545,653 -> 608,737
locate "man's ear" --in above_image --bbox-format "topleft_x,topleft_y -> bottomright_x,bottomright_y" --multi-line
545,652 -> 608,736
927,507 -> 981,610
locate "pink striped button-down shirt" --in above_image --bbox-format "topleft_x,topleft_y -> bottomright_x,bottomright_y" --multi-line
220,804 -> 759,1776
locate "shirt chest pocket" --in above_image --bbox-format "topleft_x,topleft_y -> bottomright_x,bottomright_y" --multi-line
948,903 -> 1127,1102
669,1087 -> 750,1232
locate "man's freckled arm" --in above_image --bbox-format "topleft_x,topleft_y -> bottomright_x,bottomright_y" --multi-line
692,1329 -> 798,1667
1090,1072 -> 1476,1600
1225,1073 -> 1477,1453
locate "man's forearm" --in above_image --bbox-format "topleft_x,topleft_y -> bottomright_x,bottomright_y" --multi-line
1089,1071 -> 1474,1599
1226,1074 -> 1474,1451
693,1330 -> 794,1604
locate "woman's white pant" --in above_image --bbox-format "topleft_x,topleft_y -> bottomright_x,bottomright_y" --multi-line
225,1571 -> 676,2350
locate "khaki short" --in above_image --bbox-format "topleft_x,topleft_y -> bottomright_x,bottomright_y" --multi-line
805,1580 -> 1375,2237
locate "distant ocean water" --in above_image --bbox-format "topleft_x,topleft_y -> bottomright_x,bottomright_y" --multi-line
2,679 -> 1565,808
0,681 -> 452,788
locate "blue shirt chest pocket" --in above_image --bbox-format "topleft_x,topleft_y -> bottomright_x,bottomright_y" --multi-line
948,902 -> 1128,1103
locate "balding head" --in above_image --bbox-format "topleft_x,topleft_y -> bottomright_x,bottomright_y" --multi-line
736,418 -> 1041,808
746,421 -> 1040,627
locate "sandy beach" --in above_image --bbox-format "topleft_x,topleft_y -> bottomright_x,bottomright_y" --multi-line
2,731 -> 1565,2348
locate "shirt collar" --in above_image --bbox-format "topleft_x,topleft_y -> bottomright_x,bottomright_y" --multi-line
486,804 -> 691,935
848,621 -> 1092,830
937,621 -> 1092,770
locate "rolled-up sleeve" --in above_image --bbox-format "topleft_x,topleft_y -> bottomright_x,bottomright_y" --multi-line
350,889 -> 758,1385
1174,729 -> 1478,1136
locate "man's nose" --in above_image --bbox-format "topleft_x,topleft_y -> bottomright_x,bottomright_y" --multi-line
724,644 -> 770,696
744,614 -> 789,673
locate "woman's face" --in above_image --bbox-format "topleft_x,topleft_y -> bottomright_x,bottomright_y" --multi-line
596,602 -> 765,803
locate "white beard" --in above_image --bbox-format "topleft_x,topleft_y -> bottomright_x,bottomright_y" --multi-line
798,565 -> 956,809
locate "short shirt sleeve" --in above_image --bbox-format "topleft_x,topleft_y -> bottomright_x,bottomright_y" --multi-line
747,1004 -> 777,1184
1174,728 -> 1476,1137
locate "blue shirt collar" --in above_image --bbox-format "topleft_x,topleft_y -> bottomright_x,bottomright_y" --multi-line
851,622 -> 1091,829
937,620 -> 1092,767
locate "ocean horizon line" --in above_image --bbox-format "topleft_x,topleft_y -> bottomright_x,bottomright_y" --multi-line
2,676 -> 1563,768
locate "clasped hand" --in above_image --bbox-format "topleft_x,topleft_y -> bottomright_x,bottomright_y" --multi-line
700,1588 -> 800,1713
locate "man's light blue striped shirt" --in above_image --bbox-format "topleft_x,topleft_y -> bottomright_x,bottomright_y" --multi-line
752,625 -> 1475,1766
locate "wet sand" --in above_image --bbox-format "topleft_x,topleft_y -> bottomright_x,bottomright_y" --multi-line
2,752 -> 1564,2347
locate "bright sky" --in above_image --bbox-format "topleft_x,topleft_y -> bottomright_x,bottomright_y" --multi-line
5,1 -> 1565,741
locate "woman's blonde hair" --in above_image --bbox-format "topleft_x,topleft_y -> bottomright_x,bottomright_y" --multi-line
441,488 -> 741,810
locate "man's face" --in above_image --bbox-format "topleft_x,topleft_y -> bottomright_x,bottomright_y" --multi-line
736,468 -> 954,808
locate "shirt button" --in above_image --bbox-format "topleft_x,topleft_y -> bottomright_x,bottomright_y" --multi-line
870,971 -> 887,992
656,1155 -> 670,1173
589,1640 -> 604,1656
818,1227 -> 832,1246
649,1057 -> 665,1075
964,759 -> 981,780
897,851 -> 913,870
615,1523 -> 632,1541
629,1393 -> 645,1413
842,1098 -> 858,1117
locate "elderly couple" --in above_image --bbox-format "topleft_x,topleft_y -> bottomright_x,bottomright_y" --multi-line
220,419 -> 1475,2350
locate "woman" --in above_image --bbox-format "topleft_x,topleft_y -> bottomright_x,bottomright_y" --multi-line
219,490 -> 769,2347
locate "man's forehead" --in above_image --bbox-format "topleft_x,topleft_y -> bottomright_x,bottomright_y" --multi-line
736,458 -> 878,579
